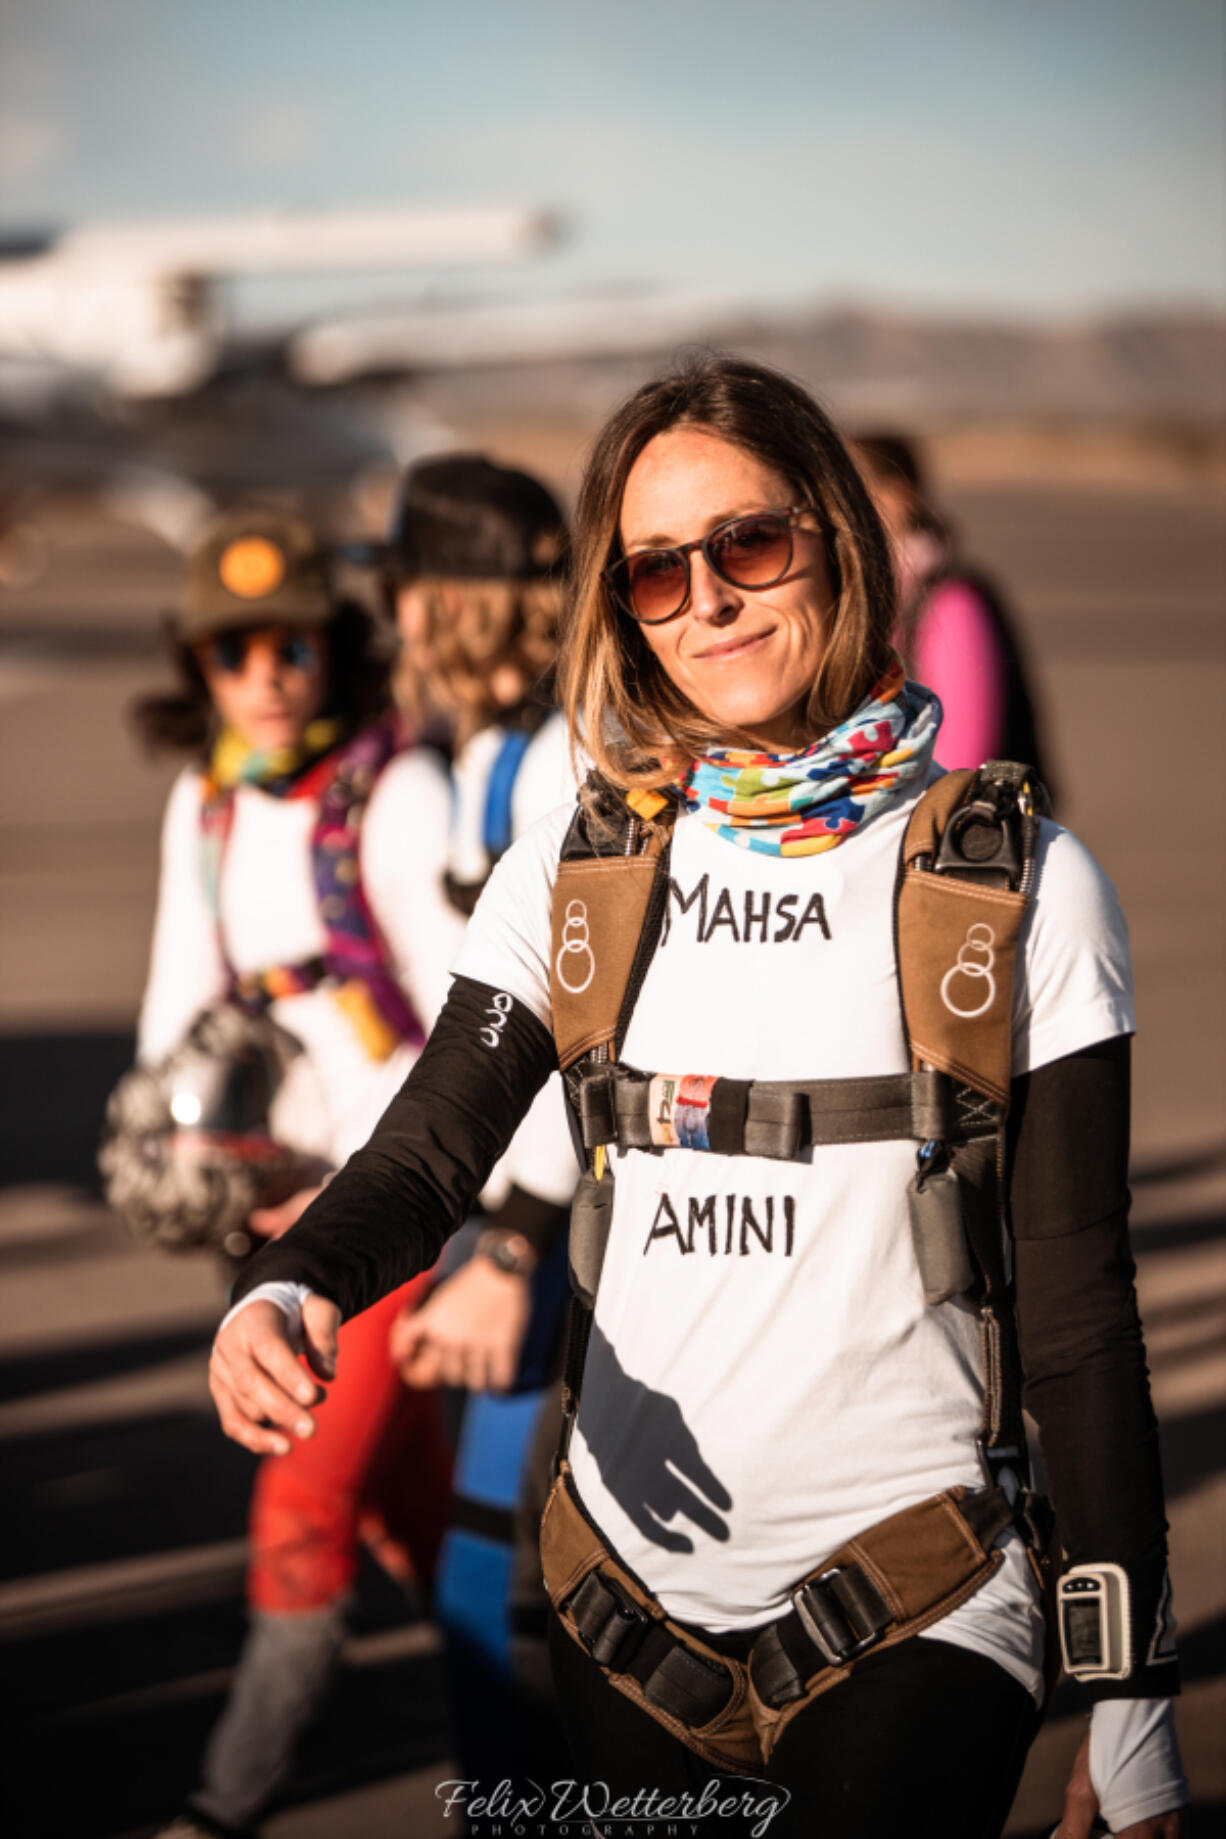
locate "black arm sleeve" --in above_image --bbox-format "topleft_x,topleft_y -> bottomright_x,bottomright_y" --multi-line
230,976 -> 557,1319
1009,1034 -> 1179,1699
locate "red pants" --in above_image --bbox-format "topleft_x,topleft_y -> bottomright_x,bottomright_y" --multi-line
248,1275 -> 452,1613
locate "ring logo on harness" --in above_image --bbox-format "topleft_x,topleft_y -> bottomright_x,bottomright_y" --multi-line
555,899 -> 596,996
479,990 -> 513,1050
940,922 -> 998,1020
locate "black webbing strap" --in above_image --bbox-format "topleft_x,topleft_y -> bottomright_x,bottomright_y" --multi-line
556,1293 -> 592,1467
948,1130 -> 1028,1475
751,1567 -> 890,1709
554,796 -> 672,1464
578,1065 -> 957,1159
564,1569 -> 736,1727
750,1484 -> 1017,1710
959,1479 -> 1020,1548
903,762 -> 1045,1484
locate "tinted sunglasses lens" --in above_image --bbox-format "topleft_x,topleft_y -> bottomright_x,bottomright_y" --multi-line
205,629 -> 318,671
278,633 -> 317,670
710,515 -> 792,586
623,549 -> 690,623
210,631 -> 248,672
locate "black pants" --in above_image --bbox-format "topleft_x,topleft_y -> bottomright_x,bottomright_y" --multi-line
546,1612 -> 1040,1839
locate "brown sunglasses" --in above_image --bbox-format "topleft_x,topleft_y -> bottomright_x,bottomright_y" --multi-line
603,506 -> 811,625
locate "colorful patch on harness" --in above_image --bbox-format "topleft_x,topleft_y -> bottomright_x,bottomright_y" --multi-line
648,1073 -> 718,1150
674,1074 -> 718,1149
648,1075 -> 680,1148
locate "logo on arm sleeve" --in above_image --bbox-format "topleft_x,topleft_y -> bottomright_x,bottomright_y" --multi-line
479,990 -> 514,1050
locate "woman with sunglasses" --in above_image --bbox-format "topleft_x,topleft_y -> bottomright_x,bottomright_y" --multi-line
207,368 -> 1186,1838
134,507 -> 458,1839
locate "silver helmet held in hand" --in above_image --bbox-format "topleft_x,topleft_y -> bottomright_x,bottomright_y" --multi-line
99,1003 -> 303,1257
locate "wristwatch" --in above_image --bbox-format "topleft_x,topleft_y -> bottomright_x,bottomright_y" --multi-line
473,1226 -> 538,1278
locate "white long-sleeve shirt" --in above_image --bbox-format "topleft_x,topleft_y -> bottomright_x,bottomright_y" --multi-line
138,747 -> 467,1166
450,711 -> 580,1211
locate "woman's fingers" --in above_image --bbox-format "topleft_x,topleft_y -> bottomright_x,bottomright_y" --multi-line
227,1357 -> 319,1439
209,1299 -> 326,1453
437,1342 -> 470,1388
209,1348 -> 302,1456
388,1258 -> 531,1394
214,1305 -> 317,1413
400,1343 -> 445,1389
390,1303 -> 519,1393
487,1341 -> 516,1393
388,1308 -> 427,1372
207,1340 -> 294,1457
301,1293 -> 340,1380
212,1399 -> 293,1458
391,1313 -> 443,1388
250,1308 -> 321,1405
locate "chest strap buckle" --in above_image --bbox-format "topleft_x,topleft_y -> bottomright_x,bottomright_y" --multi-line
791,1564 -> 891,1668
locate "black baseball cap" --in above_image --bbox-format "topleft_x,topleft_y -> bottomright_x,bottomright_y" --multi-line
383,453 -> 566,585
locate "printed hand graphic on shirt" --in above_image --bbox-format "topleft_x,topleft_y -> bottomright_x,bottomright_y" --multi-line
576,1322 -> 732,1554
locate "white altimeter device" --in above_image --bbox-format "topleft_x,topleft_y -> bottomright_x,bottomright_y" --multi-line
1057,1564 -> 1133,1680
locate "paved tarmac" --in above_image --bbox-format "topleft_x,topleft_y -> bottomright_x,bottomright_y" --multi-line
1,480 -> 1223,1836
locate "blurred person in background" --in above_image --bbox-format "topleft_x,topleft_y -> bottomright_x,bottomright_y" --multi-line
128,507 -> 458,1839
855,432 -> 1052,793
381,453 -> 579,1789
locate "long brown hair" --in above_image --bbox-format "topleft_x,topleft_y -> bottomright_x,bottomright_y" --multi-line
393,576 -> 561,746
852,428 -> 950,667
560,355 -> 897,792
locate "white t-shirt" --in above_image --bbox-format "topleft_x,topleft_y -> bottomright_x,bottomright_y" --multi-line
138,747 -> 466,1166
453,768 -> 1135,1696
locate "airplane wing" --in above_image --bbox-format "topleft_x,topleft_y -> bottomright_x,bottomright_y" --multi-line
289,289 -> 752,384
0,206 -> 558,397
44,207 -> 556,275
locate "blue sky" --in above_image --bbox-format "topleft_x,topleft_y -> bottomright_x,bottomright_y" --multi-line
1,0 -> 1223,320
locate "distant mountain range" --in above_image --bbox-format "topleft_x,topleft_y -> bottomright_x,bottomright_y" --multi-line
414,305 -> 1226,430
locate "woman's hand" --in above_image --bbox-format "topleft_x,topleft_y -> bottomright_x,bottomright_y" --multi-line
209,1295 -> 340,1455
248,1185 -> 324,1240
390,1257 -> 531,1393
1055,1733 -> 1186,1839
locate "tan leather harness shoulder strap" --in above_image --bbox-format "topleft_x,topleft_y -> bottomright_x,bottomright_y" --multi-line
896,762 -> 1048,1482
549,782 -> 677,1072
